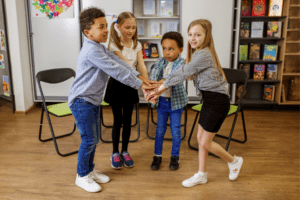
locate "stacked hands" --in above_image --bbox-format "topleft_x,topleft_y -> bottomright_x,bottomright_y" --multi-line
139,76 -> 166,104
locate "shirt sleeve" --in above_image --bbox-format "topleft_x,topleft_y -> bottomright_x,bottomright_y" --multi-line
136,42 -> 142,52
149,58 -> 163,81
88,48 -> 142,89
163,48 -> 212,88
109,42 -> 121,52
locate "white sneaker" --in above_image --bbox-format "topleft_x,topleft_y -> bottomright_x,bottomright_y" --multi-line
89,170 -> 110,184
228,155 -> 243,181
182,172 -> 208,187
75,173 -> 101,193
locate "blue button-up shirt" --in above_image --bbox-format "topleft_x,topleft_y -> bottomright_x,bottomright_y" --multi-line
68,39 -> 142,106
149,56 -> 188,110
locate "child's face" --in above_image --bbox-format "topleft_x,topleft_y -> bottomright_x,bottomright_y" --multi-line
188,24 -> 206,49
117,18 -> 136,40
84,17 -> 108,43
162,39 -> 183,62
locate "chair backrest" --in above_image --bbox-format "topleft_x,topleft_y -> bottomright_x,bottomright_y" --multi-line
223,68 -> 248,84
36,68 -> 76,84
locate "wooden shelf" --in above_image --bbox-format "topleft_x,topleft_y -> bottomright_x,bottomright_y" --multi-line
283,73 -> 300,76
287,29 -> 300,32
290,4 -> 300,7
241,16 -> 287,21
242,99 -> 278,105
280,101 -> 300,105
247,79 -> 281,83
289,16 -> 300,19
240,37 -> 284,41
238,60 -> 282,64
144,58 -> 158,62
286,40 -> 300,43
138,37 -> 161,40
285,52 -> 300,55
136,16 -> 179,19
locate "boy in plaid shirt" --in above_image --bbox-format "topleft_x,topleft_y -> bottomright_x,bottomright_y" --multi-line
149,32 -> 188,171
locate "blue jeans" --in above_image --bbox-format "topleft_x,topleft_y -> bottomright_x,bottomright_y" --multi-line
69,98 -> 100,177
155,97 -> 183,157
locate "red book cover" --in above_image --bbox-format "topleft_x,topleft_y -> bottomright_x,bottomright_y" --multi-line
241,0 -> 250,16
252,0 -> 266,16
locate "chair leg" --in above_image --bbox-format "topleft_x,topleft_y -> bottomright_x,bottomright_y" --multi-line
99,103 -> 140,143
187,111 -> 200,151
146,104 -> 187,141
39,106 -> 78,157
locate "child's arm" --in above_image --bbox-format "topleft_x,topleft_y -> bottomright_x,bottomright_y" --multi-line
113,51 -> 131,65
163,49 -> 211,88
88,48 -> 150,90
136,50 -> 149,80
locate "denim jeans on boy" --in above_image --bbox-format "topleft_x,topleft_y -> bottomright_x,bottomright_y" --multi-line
69,98 -> 100,177
155,96 -> 183,157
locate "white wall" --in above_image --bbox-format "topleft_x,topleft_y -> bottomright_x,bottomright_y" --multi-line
181,0 -> 234,97
4,0 -> 33,112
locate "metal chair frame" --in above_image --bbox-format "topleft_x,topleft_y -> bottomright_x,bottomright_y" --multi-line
36,68 -> 78,157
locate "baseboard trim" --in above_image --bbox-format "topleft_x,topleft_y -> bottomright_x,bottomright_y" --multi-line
15,103 -> 36,115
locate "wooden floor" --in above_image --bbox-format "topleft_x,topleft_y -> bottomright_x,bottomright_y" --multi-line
0,100 -> 299,200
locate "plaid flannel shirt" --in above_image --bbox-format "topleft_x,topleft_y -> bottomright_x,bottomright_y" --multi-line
149,56 -> 188,110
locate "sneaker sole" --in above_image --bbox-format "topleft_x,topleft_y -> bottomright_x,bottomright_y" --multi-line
182,180 -> 207,188
110,157 -> 123,169
229,158 -> 243,181
75,181 -> 101,193
123,162 -> 135,168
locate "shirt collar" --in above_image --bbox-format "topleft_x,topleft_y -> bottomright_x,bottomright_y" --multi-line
85,38 -> 101,46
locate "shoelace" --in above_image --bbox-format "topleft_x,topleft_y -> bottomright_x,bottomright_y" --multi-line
123,154 -> 131,161
188,173 -> 201,182
84,174 -> 95,184
113,154 -> 121,162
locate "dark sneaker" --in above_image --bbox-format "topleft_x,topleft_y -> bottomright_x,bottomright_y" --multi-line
151,156 -> 162,170
110,152 -> 123,169
169,156 -> 180,170
121,151 -> 134,168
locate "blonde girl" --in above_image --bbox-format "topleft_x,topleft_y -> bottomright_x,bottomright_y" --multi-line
147,19 -> 243,187
104,12 -> 150,169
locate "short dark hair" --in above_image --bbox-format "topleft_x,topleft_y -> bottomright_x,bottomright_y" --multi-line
161,32 -> 184,48
79,7 -> 105,34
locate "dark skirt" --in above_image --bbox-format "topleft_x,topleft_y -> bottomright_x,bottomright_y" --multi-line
198,90 -> 230,133
104,77 -> 139,105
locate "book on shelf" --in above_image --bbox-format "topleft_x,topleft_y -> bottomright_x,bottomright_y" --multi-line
159,0 -> 173,17
137,20 -> 145,36
253,64 -> 265,80
249,43 -> 261,60
240,22 -> 250,38
142,43 -> 150,58
150,22 -> 161,37
263,45 -> 278,61
268,0 -> 283,17
267,21 -> 282,38
266,64 -> 278,80
239,63 -> 251,77
251,21 -> 264,38
143,0 -> 156,15
252,0 -> 266,16
241,0 -> 250,16
239,45 -> 248,61
149,43 -> 159,58
263,85 -> 275,101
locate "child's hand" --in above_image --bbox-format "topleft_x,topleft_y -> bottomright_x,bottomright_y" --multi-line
142,88 -> 157,104
138,75 -> 152,86
140,82 -> 156,90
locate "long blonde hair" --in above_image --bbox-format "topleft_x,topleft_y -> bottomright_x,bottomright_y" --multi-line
108,12 -> 138,51
186,19 -> 226,81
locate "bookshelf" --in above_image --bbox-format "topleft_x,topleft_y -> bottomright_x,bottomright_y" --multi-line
133,0 -> 181,102
233,0 -> 291,106
280,0 -> 300,105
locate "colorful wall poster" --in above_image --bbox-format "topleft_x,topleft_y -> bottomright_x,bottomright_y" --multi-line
0,54 -> 5,69
32,0 -> 74,19
3,75 -> 10,96
0,29 -> 6,51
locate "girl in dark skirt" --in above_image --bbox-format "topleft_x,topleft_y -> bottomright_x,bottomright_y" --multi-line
147,19 -> 243,187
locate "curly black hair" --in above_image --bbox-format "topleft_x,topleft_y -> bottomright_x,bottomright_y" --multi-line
161,31 -> 184,48
79,7 -> 105,35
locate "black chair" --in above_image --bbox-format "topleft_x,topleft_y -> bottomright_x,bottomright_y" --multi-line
99,100 -> 140,143
145,64 -> 188,141
188,68 -> 248,157
36,68 -> 78,157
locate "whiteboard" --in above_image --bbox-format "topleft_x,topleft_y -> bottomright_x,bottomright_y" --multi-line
29,0 -> 81,102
